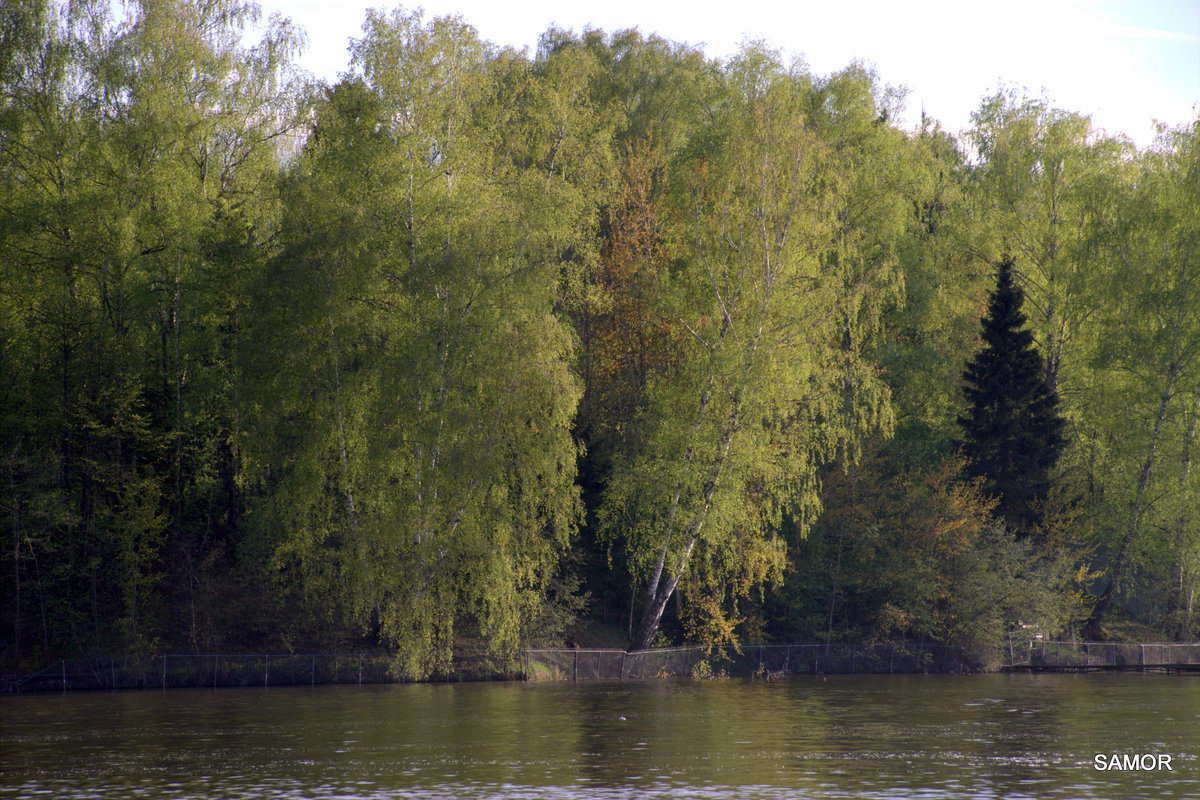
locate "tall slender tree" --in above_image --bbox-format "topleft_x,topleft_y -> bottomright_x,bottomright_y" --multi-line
600,48 -> 897,652
1083,120 -> 1200,639
959,257 -> 1065,534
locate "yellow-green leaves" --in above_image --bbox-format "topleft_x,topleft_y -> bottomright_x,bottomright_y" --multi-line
257,8 -> 587,677
601,47 -> 897,651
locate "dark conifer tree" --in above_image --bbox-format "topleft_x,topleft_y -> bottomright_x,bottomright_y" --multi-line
959,256 -> 1066,535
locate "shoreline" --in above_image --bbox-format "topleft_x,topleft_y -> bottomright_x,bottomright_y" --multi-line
7,640 -> 1199,693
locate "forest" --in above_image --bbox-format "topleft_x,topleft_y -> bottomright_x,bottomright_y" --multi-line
2,0 -> 1198,678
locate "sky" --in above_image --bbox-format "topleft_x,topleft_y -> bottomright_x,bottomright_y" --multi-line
253,0 -> 1199,148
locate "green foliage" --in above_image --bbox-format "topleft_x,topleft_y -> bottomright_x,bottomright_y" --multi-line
882,121 -> 985,470
598,47 -> 898,651
1081,120 -> 1200,637
242,8 -> 587,677
968,91 -> 1132,393
959,256 -> 1066,534
772,453 -> 1090,653
3,5 -> 1195,671
1,0 -> 303,660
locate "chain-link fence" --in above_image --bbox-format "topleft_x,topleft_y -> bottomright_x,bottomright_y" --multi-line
523,642 -> 976,681
6,653 -> 400,693
523,639 -> 1200,681
9,639 -> 1199,691
521,647 -> 712,680
1006,639 -> 1200,670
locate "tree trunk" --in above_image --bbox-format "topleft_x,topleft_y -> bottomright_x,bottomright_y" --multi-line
9,462 -> 21,663
1086,365 -> 1177,638
631,393 -> 741,651
1168,394 -> 1198,640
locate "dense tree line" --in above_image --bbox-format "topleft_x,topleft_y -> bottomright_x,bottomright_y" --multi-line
3,1 -> 1197,676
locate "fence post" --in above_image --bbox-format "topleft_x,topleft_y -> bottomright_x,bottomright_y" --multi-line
312,656 -> 316,686
61,659 -> 66,692
359,654 -> 363,686
163,655 -> 167,690
573,649 -> 578,682
264,654 -> 269,688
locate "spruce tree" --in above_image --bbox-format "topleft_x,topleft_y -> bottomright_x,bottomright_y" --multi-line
959,257 -> 1066,535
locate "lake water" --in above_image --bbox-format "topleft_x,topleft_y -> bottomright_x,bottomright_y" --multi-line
2,673 -> 1197,799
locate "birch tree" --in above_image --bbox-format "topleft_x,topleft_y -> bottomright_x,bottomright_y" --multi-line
601,48 -> 895,651
969,91 -> 1132,394
1085,120 -> 1200,637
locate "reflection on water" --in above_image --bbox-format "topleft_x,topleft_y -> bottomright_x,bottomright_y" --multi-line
2,674 -> 1197,799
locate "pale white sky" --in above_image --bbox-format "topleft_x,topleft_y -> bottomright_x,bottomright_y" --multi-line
255,0 -> 1199,148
